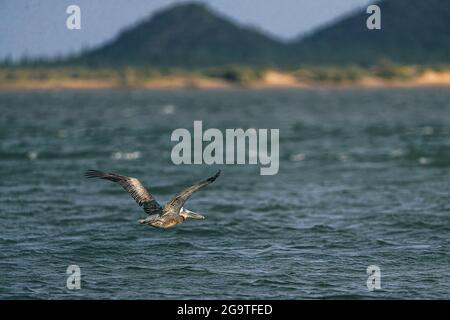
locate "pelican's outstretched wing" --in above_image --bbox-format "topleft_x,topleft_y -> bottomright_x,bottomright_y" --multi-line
84,170 -> 163,215
163,171 -> 221,215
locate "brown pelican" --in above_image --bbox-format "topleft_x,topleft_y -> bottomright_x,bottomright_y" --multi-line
85,169 -> 220,229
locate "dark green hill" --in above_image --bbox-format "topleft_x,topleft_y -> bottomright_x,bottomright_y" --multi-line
292,0 -> 450,66
73,0 -> 450,68
78,2 -> 289,68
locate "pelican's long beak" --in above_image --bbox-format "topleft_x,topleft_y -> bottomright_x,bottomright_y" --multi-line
187,211 -> 205,220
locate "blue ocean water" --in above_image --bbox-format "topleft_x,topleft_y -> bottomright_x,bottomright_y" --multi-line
0,88 -> 449,299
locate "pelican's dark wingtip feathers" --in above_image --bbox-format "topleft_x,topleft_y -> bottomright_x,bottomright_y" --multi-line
84,169 -> 124,182
84,169 -> 106,179
84,169 -> 163,215
208,170 -> 221,183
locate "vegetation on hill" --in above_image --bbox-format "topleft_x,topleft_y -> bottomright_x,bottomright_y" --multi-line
75,3 -> 290,68
293,0 -> 450,66
68,0 -> 450,68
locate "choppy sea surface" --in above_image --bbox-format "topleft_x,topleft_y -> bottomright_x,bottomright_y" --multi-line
0,88 -> 449,299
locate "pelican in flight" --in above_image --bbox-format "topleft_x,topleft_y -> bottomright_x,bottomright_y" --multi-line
85,169 -> 221,229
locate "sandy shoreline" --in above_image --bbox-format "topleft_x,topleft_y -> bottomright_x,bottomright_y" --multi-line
2,70 -> 450,91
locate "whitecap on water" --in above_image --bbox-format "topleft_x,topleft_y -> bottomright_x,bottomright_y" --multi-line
111,151 -> 141,160
390,149 -> 404,158
161,104 -> 176,114
418,157 -> 432,165
27,151 -> 39,160
337,153 -> 348,161
290,153 -> 305,162
422,126 -> 434,136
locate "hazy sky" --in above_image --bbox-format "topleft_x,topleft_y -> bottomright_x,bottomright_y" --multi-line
0,0 -> 373,60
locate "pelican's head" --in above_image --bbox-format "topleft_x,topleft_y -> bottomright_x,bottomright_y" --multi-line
180,207 -> 205,220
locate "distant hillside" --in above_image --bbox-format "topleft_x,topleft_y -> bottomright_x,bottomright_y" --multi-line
293,0 -> 450,66
77,3 -> 289,68
72,0 -> 450,68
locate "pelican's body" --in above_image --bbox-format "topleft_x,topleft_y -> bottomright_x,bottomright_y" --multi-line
85,169 -> 220,229
139,207 -> 204,229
